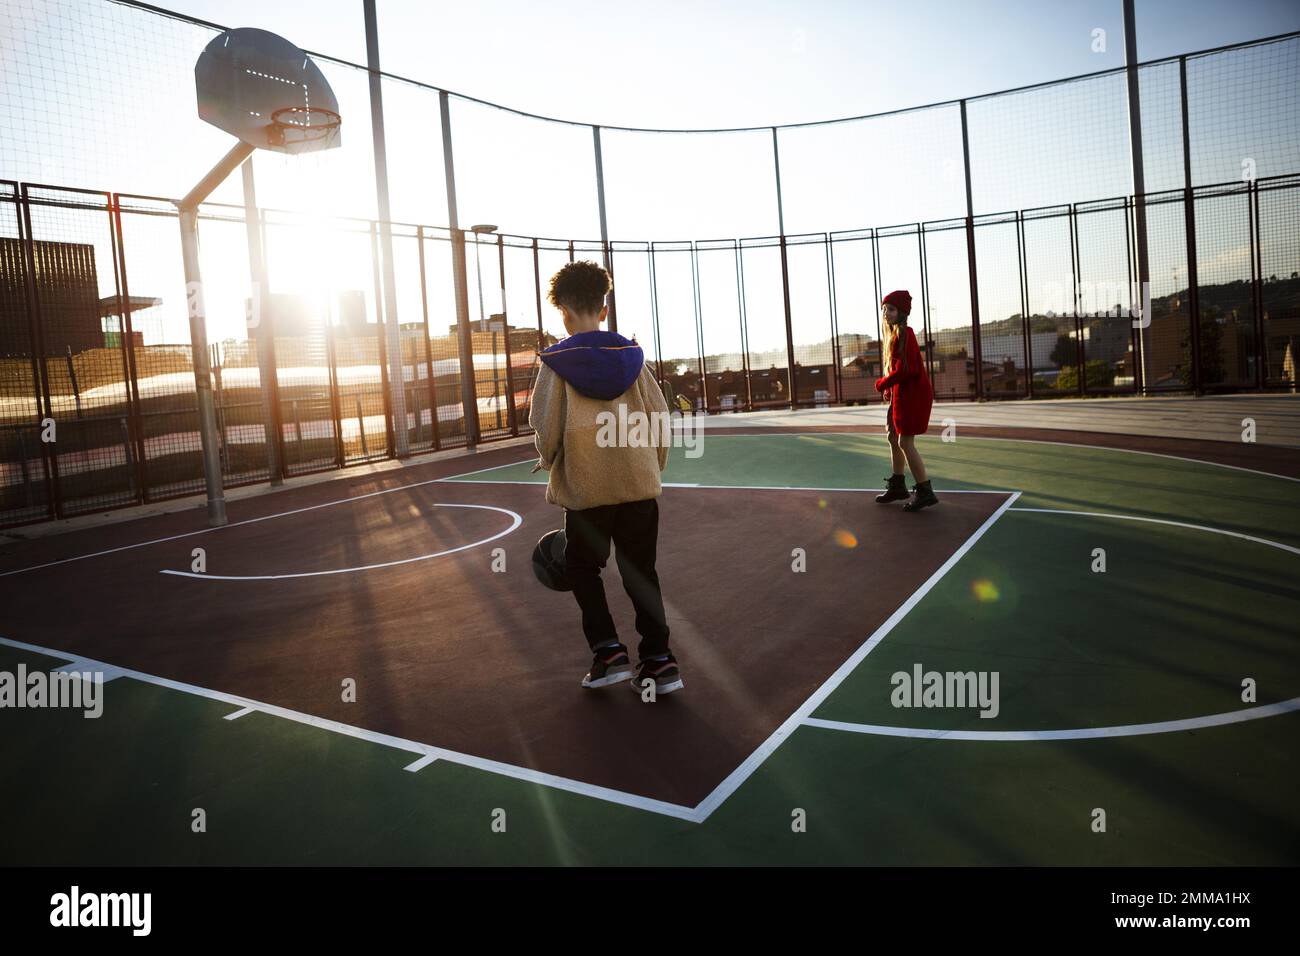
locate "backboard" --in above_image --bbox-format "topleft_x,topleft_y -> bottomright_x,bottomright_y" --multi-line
195,27 -> 341,154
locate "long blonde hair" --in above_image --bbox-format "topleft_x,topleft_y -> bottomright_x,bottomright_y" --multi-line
880,310 -> 908,377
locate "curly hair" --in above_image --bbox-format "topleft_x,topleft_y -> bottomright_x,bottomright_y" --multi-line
547,260 -> 611,316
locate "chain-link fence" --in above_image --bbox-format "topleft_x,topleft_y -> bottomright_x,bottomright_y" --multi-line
2,2 -> 1298,526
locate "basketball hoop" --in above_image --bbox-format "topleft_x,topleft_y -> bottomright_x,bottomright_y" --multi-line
268,106 -> 341,152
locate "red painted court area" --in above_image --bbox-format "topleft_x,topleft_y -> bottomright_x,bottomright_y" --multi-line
0,451 -> 1007,807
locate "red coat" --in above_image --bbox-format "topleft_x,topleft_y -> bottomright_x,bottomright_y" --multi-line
874,326 -> 933,436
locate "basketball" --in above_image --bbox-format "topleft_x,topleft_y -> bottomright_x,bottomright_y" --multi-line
531,528 -> 571,591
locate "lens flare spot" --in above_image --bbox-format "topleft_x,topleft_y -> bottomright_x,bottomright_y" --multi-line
972,579 -> 1000,602
833,528 -> 858,548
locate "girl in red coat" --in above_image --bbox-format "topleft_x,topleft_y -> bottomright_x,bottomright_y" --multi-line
873,290 -> 938,511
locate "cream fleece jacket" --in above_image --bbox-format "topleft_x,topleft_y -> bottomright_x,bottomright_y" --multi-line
529,363 -> 670,511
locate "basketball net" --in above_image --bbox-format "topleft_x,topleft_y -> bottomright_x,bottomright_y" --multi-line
266,106 -> 342,215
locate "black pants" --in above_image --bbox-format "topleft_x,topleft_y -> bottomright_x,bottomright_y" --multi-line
564,498 -> 670,658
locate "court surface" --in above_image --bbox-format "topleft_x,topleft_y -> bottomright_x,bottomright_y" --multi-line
1,416 -> 1297,864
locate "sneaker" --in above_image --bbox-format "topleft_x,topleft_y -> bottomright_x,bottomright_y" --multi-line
581,644 -> 634,689
630,653 -> 684,695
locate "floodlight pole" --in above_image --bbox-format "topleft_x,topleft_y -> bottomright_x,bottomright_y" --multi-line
177,139 -> 255,527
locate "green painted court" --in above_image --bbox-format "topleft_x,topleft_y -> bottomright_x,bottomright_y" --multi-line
2,425 -> 1296,865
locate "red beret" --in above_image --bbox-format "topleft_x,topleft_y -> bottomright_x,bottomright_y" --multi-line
882,290 -> 912,317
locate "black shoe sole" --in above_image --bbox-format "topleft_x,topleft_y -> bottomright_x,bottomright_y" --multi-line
903,497 -> 939,512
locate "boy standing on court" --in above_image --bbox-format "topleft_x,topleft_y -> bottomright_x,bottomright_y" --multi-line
529,261 -> 683,695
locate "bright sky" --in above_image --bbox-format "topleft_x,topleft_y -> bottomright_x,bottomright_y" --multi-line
2,0 -> 1297,357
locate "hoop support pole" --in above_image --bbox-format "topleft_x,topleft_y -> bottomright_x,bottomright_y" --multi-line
177,139 -> 255,526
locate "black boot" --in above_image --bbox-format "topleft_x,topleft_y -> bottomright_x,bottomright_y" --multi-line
903,480 -> 939,512
875,474 -> 909,504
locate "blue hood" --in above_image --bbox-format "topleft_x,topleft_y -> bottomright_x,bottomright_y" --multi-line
540,330 -> 644,400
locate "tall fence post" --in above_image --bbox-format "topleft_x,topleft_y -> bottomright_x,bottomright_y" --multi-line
363,0 -> 409,458
734,240 -> 754,411
440,90 -> 480,448
1123,0 -> 1152,388
823,233 -> 840,407
1069,204 -> 1087,396
415,225 -> 441,450
771,127 -> 797,409
689,243 -> 709,410
917,224 -> 934,382
1179,55 -> 1202,394
592,125 -> 616,334
108,193 -> 149,499
1250,179 -> 1265,389
1016,211 -> 1033,397
869,229 -> 884,401
370,221 -> 396,454
648,244 -> 666,392
960,99 -> 984,400
17,187 -> 60,519
325,319 -> 345,467
497,234 -> 518,435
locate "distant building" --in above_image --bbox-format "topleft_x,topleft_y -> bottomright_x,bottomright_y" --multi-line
245,290 -> 370,338
0,238 -> 162,356
1,238 -> 103,356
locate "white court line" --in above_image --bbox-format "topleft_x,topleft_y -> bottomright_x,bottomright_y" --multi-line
224,707 -> 255,721
0,491 -> 1023,823
671,483 -> 1005,494
800,506 -> 1300,742
1009,507 -> 1300,557
7,429 -> 1293,580
160,504 -> 522,581
53,661 -> 125,682
689,490 -> 1022,821
940,433 -> 1300,484
802,697 -> 1300,741
0,635 -> 700,822
674,430 -> 1300,484
437,458 -> 539,480
0,457 -> 537,579
8,434 -> 1288,817
446,477 -> 1007,495
403,754 -> 438,773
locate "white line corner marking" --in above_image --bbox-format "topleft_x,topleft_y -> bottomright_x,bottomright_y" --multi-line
690,491 -> 1023,820
160,503 -> 522,581
0,494 -> 1022,825
0,635 -> 698,823
800,506 -> 1300,741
